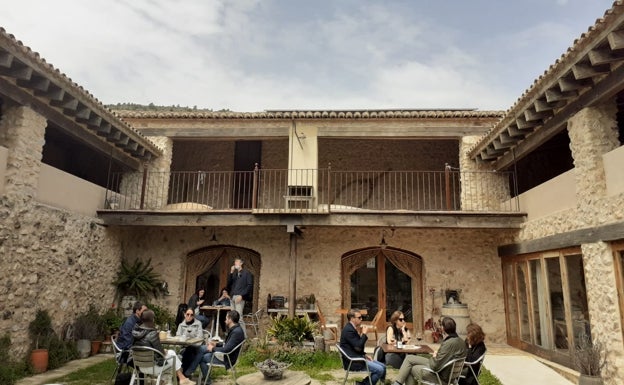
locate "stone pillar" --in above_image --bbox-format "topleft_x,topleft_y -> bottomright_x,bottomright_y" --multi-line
459,136 -> 511,211
118,136 -> 172,209
0,104 -> 47,202
567,102 -> 619,224
580,242 -> 624,384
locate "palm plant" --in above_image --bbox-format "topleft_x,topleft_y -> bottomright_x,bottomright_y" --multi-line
112,258 -> 165,302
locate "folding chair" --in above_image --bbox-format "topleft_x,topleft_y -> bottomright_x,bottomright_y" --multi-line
317,302 -> 338,346
459,352 -> 486,385
360,308 -> 385,341
110,334 -> 131,382
335,344 -> 372,385
129,346 -> 177,385
199,340 -> 245,385
243,308 -> 264,336
421,356 -> 466,385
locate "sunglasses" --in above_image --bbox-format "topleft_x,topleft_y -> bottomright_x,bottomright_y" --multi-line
185,313 -> 194,316
398,318 -> 405,321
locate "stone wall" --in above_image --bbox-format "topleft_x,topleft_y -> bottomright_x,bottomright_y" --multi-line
120,225 -> 513,343
514,102 -> 624,384
0,105 -> 123,359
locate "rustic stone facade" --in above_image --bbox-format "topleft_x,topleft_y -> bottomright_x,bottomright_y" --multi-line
0,106 -> 122,359
515,103 -> 624,384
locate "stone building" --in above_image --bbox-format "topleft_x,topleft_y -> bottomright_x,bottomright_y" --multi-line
1,2 -> 624,384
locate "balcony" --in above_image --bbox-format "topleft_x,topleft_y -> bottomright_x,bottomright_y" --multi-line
103,166 -> 520,215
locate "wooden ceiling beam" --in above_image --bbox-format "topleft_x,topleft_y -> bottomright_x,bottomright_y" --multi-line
507,125 -> 526,138
558,77 -> 592,92
18,75 -> 50,92
524,108 -> 552,122
0,51 -> 13,68
545,88 -> 578,103
607,29 -> 624,50
588,47 -> 624,65
572,62 -> 610,80
516,116 -> 538,130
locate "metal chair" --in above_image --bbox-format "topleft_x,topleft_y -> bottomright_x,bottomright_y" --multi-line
110,334 -> 131,381
421,356 -> 466,385
129,346 -> 177,385
335,344 -> 373,385
459,352 -> 486,385
199,340 -> 245,385
242,308 -> 264,336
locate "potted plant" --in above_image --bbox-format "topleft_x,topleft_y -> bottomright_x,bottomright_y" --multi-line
101,307 -> 123,340
573,335 -> 606,385
73,306 -> 105,357
28,309 -> 53,373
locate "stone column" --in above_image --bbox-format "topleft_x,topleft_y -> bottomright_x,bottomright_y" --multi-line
580,242 -> 624,384
567,102 -> 619,223
0,104 -> 47,202
459,136 -> 511,211
118,136 -> 172,209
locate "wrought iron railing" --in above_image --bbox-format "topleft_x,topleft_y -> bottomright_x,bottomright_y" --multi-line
104,166 -> 519,213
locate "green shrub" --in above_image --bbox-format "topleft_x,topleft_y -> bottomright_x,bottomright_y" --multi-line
147,302 -> 175,331
47,334 -> 79,370
266,314 -> 319,346
0,334 -> 28,385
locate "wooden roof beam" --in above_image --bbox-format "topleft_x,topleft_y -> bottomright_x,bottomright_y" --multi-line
35,84 -> 64,101
572,62 -> 610,80
74,104 -> 91,121
507,125 -> 526,138
607,29 -> 624,50
106,129 -> 122,142
96,122 -> 112,136
0,51 -> 13,68
545,88 -> 578,103
534,98 -> 566,112
558,77 -> 592,92
0,62 -> 32,80
524,108 -> 552,122
499,131 -> 517,145
588,46 -> 624,65
516,116 -> 539,130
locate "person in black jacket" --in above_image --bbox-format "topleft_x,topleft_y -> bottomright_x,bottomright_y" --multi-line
227,258 -> 253,336
458,323 -> 486,385
339,309 -> 386,385
132,310 -> 193,385
183,310 -> 246,382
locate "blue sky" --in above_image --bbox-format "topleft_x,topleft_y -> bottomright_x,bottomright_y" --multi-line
0,0 -> 614,111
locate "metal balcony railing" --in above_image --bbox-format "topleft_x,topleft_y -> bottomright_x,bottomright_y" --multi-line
104,166 -> 519,213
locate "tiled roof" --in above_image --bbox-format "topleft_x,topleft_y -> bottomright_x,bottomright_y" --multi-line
116,109 -> 504,119
0,27 -> 161,163
469,0 -> 624,167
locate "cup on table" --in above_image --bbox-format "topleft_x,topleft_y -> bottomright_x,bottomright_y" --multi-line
159,331 -> 167,340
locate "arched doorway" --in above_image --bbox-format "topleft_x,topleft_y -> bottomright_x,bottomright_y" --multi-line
341,247 -> 423,333
184,245 -> 261,314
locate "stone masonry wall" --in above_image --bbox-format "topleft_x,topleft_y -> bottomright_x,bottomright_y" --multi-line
516,102 -> 624,384
121,225 -> 514,343
0,106 -> 123,359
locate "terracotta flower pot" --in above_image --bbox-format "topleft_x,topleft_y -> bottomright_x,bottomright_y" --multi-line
30,349 -> 48,373
91,340 -> 102,355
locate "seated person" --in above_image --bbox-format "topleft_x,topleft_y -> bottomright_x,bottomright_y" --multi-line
183,310 -> 246,382
339,309 -> 386,385
213,287 -> 231,333
116,301 -> 147,364
458,323 -> 486,385
132,310 -> 193,385
177,309 -> 204,376
188,288 -> 211,329
385,310 -> 411,369
391,317 -> 466,385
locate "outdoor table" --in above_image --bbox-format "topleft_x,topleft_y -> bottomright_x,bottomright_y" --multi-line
160,335 -> 204,347
200,305 -> 231,338
268,308 -> 319,320
381,343 -> 434,355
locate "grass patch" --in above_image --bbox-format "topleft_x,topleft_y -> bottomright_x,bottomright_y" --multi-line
47,359 -> 117,385
479,366 -> 503,385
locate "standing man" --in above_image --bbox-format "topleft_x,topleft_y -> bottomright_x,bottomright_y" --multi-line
227,257 -> 253,336
184,310 -> 246,383
340,309 -> 386,385
116,301 -> 147,362
391,317 -> 466,385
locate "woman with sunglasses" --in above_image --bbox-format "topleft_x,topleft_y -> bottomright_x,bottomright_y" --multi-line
385,310 -> 411,368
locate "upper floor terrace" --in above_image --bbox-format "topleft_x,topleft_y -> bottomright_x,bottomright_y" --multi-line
98,165 -> 524,229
